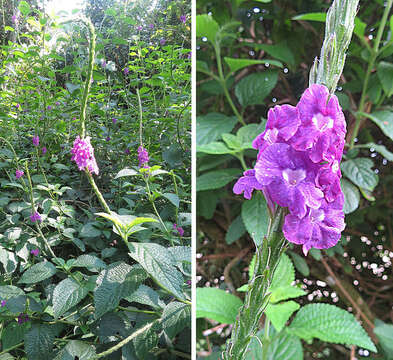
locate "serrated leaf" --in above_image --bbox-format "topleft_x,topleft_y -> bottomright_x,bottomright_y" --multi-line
288,251 -> 310,276
125,284 -> 165,309
196,113 -> 237,146
224,57 -> 283,73
341,178 -> 360,214
18,1 -> 31,15
162,193 -> 180,207
196,287 -> 242,324
54,340 -> 96,360
71,254 -> 107,272
288,304 -> 377,352
270,286 -> 306,303
226,215 -> 246,244
2,322 -> 26,349
197,141 -> 233,154
115,168 -> 139,178
196,14 -> 219,43
127,242 -> 186,301
53,278 -> 89,318
133,323 -> 158,359
359,143 -> 393,161
374,319 -> 393,357
197,169 -> 240,191
94,262 -> 147,318
265,301 -> 300,332
235,71 -> 278,107
361,110 -> 393,142
0,285 -> 24,299
161,302 -> 191,338
341,158 -> 378,191
377,61 -> 393,97
168,246 -> 191,263
24,324 -> 55,360
18,261 -> 57,284
242,192 -> 269,246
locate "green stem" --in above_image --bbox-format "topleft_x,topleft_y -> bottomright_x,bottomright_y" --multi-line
214,45 -> 245,126
223,208 -> 286,360
136,87 -> 143,146
79,18 -> 96,138
92,321 -> 155,359
0,342 -> 23,356
349,0 -> 393,148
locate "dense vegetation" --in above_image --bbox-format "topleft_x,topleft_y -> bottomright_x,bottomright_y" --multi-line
0,0 -> 191,359
196,0 -> 393,359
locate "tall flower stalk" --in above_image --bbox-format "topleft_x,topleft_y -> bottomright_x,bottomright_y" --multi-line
223,0 -> 359,358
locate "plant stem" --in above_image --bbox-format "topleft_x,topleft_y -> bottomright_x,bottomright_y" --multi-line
223,208 -> 286,359
136,87 -> 143,146
214,45 -> 245,126
92,321 -> 155,359
349,0 -> 393,148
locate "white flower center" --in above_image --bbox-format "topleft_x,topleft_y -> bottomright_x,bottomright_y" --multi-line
310,208 -> 325,223
312,113 -> 334,132
282,168 -> 306,186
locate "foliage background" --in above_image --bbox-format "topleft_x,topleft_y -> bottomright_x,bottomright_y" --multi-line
196,0 -> 393,359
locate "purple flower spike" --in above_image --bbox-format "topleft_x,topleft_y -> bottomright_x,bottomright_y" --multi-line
30,248 -> 40,256
42,146 -> 47,155
112,117 -> 117,124
12,15 -> 18,24
1,300 -> 6,307
233,84 -> 346,254
16,103 -> 20,109
160,38 -> 166,46
30,211 -> 42,223
32,135 -> 39,147
124,67 -> 129,75
180,15 -> 187,24
15,169 -> 24,179
17,313 -> 29,324
138,146 -> 149,168
70,136 -> 99,175
177,226 -> 184,237
102,60 -> 106,68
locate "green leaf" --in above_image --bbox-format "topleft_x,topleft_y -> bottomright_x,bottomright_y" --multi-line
196,113 -> 237,146
18,261 -> 57,284
115,168 -> 139,178
18,1 -> 31,15
197,169 -> 241,191
236,123 -> 266,147
162,193 -> 180,207
251,42 -> 295,67
0,285 -> 24,299
222,133 -> 243,150
24,324 -> 55,360
341,158 -> 378,191
235,71 -> 278,107
358,143 -> 393,161
127,242 -> 186,301
241,192 -> 269,246
196,287 -> 242,324
161,302 -> 191,338
270,286 -> 306,304
247,329 -> 303,360
196,14 -> 219,43
377,61 -> 393,97
54,340 -> 96,360
80,222 -> 101,238
94,262 -> 147,318
125,284 -> 165,310
360,110 -> 393,141
2,322 -> 26,349
288,304 -> 377,352
197,142 -> 233,154
225,215 -> 246,244
374,319 -> 393,358
133,323 -> 158,359
265,301 -> 300,332
288,251 -> 310,276
341,178 -> 360,214
53,278 -> 89,318
71,254 -> 107,273
224,57 -> 283,73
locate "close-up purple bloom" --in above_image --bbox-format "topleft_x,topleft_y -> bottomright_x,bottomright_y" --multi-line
106,136 -> 110,142
55,101 -> 60,106
12,14 -> 18,24
47,105 -> 52,110
17,313 -> 29,324
102,60 -> 106,68
149,24 -> 154,29
30,248 -> 40,256
32,135 -> 39,147
180,15 -> 187,24
15,169 -> 24,179
30,211 -> 42,223
136,25 -> 142,31
124,67 -> 129,75
42,146 -> 47,155
173,223 -> 184,237
1,300 -> 5,307
112,117 -> 117,124
160,38 -> 166,46
233,84 -> 346,254
70,136 -> 99,175
138,146 -> 149,168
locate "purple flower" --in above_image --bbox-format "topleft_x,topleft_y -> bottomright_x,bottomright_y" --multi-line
160,38 -> 166,46
42,146 -> 47,155
30,248 -> 40,256
124,67 -> 129,75
137,146 -> 149,168
47,105 -> 52,110
149,24 -> 154,29
17,313 -> 29,324
136,25 -> 142,31
16,103 -> 20,109
102,60 -> 106,68
233,84 -> 346,254
15,169 -> 24,179
124,148 -> 130,155
30,211 -> 42,223
1,300 -> 6,307
180,15 -> 187,24
70,136 -> 99,175
187,51 -> 191,59
12,15 -> 18,24
112,117 -> 117,124
173,223 -> 184,237
32,135 -> 39,147
55,101 -> 60,106
283,196 -> 345,255
105,136 -> 110,142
